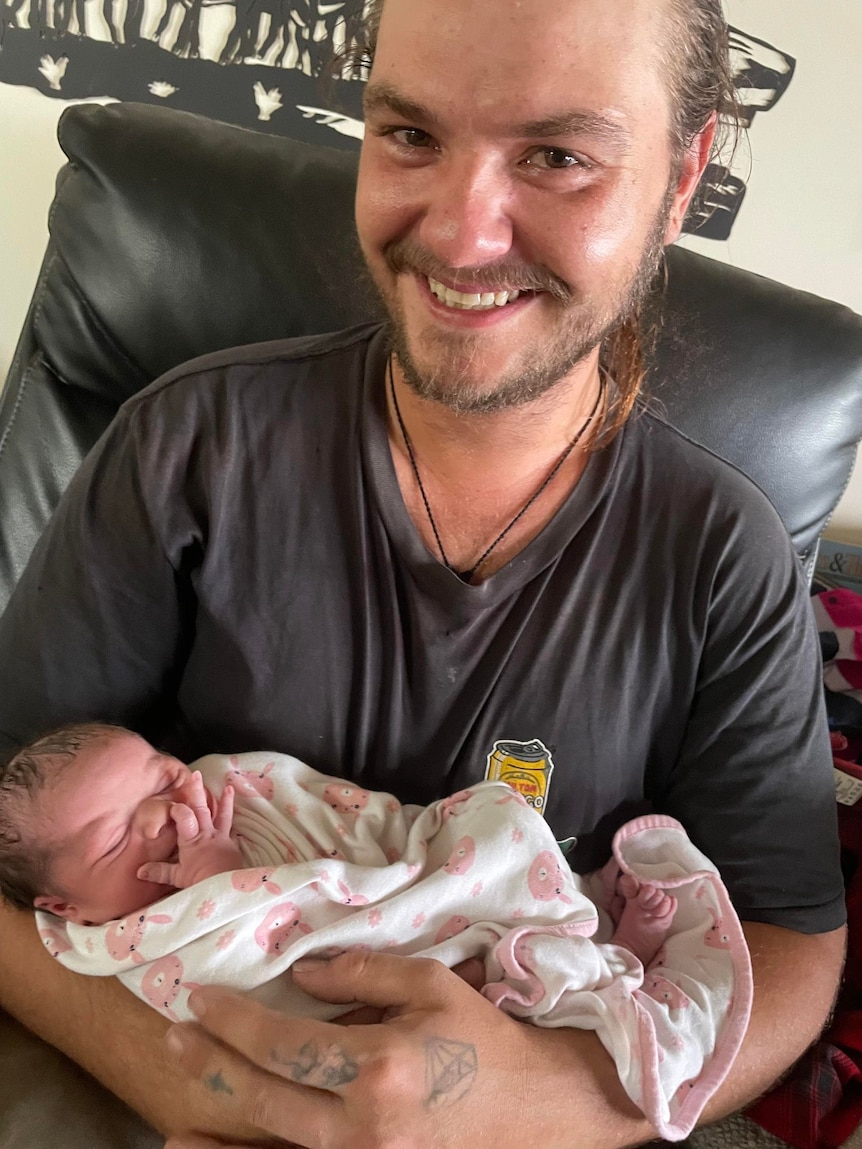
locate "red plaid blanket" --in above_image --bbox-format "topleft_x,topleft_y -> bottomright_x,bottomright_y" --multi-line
747,799 -> 862,1147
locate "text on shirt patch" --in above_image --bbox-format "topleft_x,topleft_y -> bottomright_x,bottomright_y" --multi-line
485,739 -> 555,815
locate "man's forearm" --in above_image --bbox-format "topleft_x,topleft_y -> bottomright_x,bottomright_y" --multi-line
2,900 -> 844,1148
700,921 -> 846,1122
549,919 -> 845,1144
0,900 -> 260,1139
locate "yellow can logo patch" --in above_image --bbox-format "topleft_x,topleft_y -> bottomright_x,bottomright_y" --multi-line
484,739 -> 555,814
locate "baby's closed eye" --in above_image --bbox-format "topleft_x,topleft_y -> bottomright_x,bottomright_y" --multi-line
99,830 -> 128,860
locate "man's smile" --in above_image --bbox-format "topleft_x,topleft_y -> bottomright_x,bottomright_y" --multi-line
413,272 -> 537,329
426,276 -> 529,310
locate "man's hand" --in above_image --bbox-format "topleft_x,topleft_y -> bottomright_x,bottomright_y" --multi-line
158,923 -> 846,1149
160,951 -> 649,1149
137,774 -> 244,889
0,898 -> 843,1149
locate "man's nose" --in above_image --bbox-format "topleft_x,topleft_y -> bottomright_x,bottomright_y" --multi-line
416,154 -> 514,270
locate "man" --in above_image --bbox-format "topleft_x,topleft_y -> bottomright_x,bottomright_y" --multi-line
0,0 -> 846,1146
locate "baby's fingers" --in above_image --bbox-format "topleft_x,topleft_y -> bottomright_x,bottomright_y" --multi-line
171,801 -> 201,841
213,783 -> 235,834
188,770 -> 213,830
138,861 -> 177,886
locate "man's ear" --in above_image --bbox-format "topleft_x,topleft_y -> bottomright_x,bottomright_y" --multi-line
663,112 -> 718,245
33,894 -> 84,922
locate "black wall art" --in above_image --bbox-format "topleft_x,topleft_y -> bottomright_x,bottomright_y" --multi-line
0,0 -> 366,145
0,5 -> 796,238
683,26 -> 796,241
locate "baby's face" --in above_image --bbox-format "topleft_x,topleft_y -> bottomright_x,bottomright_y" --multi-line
32,731 -> 213,925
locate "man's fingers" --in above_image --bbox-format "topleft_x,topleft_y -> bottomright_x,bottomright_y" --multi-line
164,1021 -> 337,1142
180,954 -> 468,1104
138,861 -> 177,885
318,959 -> 483,1016
290,949 -> 454,1011
331,1003 -> 386,1027
184,985 -> 381,1096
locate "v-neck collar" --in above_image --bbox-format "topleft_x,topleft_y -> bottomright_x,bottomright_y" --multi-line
360,326 -> 625,610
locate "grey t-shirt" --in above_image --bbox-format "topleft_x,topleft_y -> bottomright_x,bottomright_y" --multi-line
0,324 -> 844,932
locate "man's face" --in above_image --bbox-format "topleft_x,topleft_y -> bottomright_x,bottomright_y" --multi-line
355,0 -> 706,414
32,733 -> 213,926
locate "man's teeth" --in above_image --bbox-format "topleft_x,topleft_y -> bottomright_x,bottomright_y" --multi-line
427,277 -> 522,310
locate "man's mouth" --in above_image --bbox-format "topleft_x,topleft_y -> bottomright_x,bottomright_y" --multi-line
427,276 -> 532,311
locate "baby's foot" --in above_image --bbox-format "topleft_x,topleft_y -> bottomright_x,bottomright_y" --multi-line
610,873 -> 677,966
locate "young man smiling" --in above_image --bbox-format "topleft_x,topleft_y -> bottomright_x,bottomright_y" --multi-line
0,0 -> 845,1146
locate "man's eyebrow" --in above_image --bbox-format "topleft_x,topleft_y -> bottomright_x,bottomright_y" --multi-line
362,83 -> 440,130
511,111 -> 632,147
362,85 -> 631,150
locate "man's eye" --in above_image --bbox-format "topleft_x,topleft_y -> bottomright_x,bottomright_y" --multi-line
389,127 -> 435,149
525,148 -> 586,171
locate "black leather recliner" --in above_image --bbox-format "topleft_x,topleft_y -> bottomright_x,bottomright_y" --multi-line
0,101 -> 861,1149
2,103 -> 862,612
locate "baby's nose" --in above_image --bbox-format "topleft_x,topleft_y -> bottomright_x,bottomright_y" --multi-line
138,796 -> 174,840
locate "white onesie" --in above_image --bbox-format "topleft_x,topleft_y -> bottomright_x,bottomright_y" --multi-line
36,752 -> 752,1141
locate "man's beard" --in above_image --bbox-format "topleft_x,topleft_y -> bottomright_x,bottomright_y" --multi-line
376,198 -> 671,417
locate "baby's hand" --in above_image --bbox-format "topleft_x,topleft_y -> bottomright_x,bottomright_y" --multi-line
137,772 -> 244,889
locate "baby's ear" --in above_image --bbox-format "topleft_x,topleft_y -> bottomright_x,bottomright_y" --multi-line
33,894 -> 81,922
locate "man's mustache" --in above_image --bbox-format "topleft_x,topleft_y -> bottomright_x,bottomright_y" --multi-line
384,239 -> 573,303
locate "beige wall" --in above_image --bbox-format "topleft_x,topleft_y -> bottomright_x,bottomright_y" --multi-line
0,0 -> 860,535
1,84 -> 119,381
0,84 -> 67,381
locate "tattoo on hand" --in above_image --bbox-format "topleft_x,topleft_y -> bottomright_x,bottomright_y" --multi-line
270,1040 -> 359,1088
203,1069 -> 234,1096
424,1036 -> 478,1111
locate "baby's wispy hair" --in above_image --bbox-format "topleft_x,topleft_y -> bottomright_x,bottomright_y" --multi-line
0,722 -> 128,910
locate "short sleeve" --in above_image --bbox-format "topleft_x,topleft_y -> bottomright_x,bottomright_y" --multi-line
0,391 -> 200,755
659,496 -> 845,933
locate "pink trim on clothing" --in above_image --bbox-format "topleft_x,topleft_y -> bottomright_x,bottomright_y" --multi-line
609,813 -> 754,1139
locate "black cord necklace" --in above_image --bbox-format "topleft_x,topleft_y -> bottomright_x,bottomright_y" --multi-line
387,356 -> 605,582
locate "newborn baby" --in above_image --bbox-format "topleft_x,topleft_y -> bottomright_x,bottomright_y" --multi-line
0,722 -> 752,1142
26,733 -> 247,926
7,724 -> 669,958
